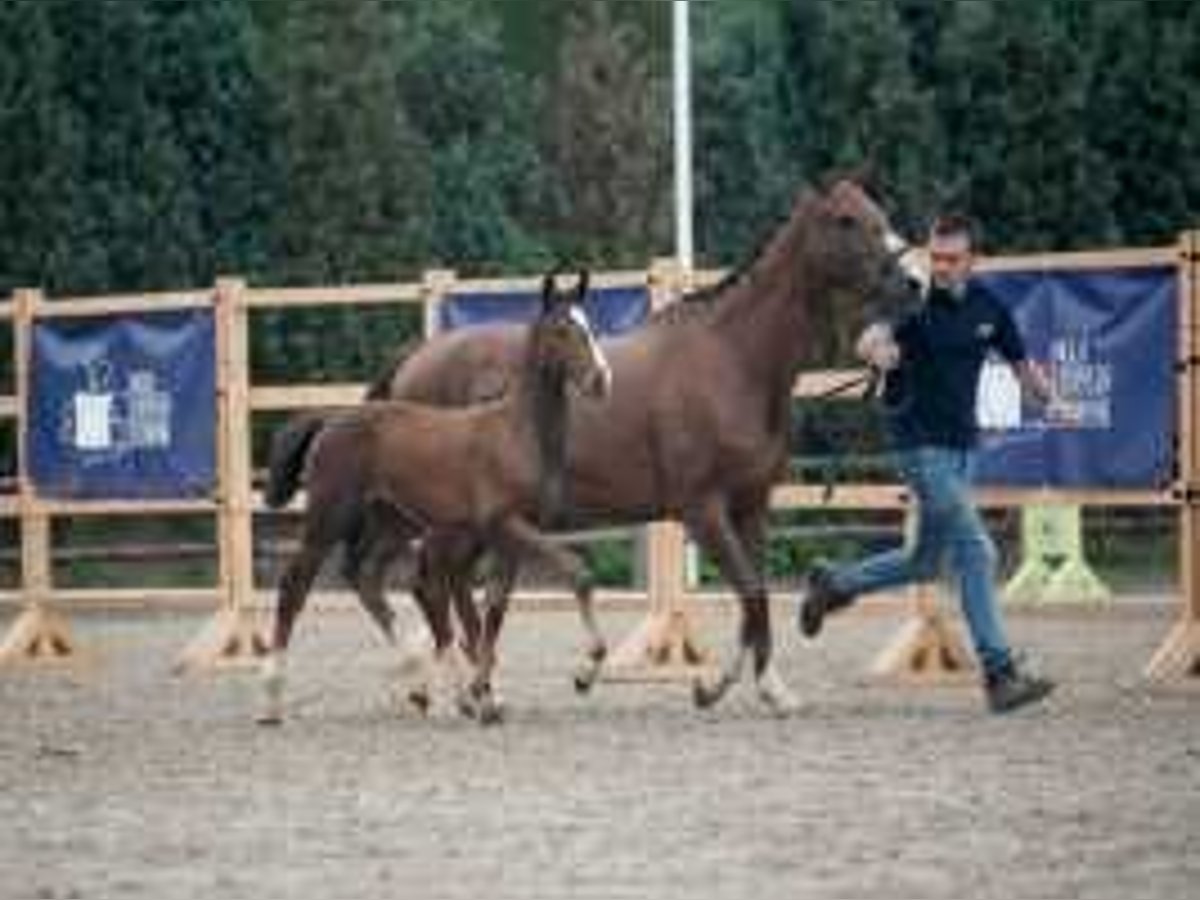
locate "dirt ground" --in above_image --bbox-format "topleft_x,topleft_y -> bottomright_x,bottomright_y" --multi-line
1,599 -> 1197,900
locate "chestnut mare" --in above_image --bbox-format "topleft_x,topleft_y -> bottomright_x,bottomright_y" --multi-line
260,270 -> 611,724
360,178 -> 920,715
271,178 -> 920,716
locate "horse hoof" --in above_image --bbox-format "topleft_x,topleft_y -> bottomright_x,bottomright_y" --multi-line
757,667 -> 801,718
407,690 -> 431,716
256,713 -> 283,728
456,693 -> 480,720
759,691 -> 800,719
692,679 -> 720,710
573,671 -> 595,695
479,702 -> 505,726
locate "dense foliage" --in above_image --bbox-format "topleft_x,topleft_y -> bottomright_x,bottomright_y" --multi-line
2,0 -> 1196,299
2,0 -> 1192,587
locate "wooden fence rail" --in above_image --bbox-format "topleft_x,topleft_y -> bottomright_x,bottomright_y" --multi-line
0,243 -> 1196,683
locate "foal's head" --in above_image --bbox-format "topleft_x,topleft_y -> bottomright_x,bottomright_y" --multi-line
530,268 -> 612,401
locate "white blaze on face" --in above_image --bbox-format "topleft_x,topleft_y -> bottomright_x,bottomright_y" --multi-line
884,230 -> 930,294
569,304 -> 612,397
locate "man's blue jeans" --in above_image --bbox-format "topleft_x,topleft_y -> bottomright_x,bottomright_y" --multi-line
827,446 -> 1013,676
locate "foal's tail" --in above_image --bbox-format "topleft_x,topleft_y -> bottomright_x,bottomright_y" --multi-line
265,413 -> 325,509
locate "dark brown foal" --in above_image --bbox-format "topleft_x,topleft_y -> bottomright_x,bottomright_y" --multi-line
260,270 -> 611,724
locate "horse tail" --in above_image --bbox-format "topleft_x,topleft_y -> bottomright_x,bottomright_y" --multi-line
364,336 -> 422,400
265,413 -> 325,509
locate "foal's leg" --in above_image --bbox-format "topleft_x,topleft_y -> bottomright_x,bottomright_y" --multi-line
424,530 -> 486,665
470,551 -> 519,724
684,497 -> 796,715
339,506 -> 448,715
407,533 -> 484,718
488,516 -> 606,697
342,511 -> 398,643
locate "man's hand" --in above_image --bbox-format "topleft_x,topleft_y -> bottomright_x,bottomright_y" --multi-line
855,323 -> 900,371
1014,360 -> 1082,427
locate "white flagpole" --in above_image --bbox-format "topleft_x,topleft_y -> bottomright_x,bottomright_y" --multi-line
673,0 -> 694,272
673,1 -> 701,589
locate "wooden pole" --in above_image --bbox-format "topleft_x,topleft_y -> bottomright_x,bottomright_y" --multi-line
0,288 -> 85,669
1146,231 -> 1200,681
605,260 -> 711,680
422,269 -> 456,339
870,508 -> 976,683
176,278 -> 267,673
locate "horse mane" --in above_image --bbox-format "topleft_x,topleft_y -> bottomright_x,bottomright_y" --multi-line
645,190 -> 815,327
363,337 -> 423,400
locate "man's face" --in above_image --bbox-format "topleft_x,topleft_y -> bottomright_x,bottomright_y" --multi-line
928,231 -> 973,293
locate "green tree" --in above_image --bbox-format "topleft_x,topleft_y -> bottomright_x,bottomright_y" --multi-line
42,0 -> 207,292
0,0 -> 89,293
692,1 -> 805,264
261,0 -> 433,284
391,0 -> 546,272
782,0 -> 943,233
539,2 -> 672,266
934,0 -> 1118,250
150,0 -> 278,281
1086,0 -> 1200,244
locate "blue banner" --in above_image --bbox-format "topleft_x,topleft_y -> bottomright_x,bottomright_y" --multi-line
973,267 -> 1176,488
28,310 -> 217,498
439,284 -> 649,336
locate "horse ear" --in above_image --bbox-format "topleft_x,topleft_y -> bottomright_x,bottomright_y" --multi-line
818,161 -> 879,197
847,159 -> 879,195
574,269 -> 590,304
541,271 -> 556,313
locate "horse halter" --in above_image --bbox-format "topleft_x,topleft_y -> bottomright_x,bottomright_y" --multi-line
884,232 -> 931,295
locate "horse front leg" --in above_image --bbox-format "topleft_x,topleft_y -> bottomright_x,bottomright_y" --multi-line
403,534 -> 488,719
732,503 -> 799,715
470,551 -> 519,725
684,498 -> 796,716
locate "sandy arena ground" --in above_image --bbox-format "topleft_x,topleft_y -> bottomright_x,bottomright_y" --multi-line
1,600 -> 1198,900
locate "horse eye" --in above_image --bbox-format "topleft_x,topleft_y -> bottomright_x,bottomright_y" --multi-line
836,214 -> 859,230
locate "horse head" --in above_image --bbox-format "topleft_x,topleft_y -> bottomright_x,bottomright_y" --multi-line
535,268 -> 612,401
806,176 -> 927,320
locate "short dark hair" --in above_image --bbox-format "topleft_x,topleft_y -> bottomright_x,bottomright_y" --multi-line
929,213 -> 977,247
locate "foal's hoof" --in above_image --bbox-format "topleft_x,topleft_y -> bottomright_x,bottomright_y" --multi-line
407,689 -> 431,716
256,712 -> 283,728
692,678 -> 721,710
573,670 -> 596,695
478,701 -> 506,726
456,692 -> 481,720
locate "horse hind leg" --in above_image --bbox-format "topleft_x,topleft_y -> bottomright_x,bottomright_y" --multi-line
259,536 -> 330,726
341,511 -> 397,642
351,526 -> 449,718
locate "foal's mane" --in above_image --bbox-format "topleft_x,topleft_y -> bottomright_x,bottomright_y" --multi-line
524,294 -> 576,525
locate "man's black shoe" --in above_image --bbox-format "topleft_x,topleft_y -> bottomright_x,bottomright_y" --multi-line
985,663 -> 1055,714
797,560 -> 853,638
